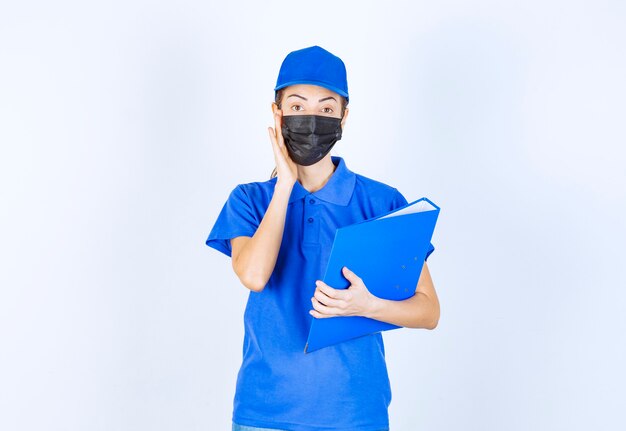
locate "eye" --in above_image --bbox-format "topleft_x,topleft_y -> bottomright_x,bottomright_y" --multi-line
291,104 -> 304,112
322,107 -> 334,114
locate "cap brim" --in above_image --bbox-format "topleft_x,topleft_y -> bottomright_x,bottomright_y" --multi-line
274,79 -> 349,101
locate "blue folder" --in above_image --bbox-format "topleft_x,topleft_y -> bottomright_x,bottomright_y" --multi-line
304,197 -> 440,353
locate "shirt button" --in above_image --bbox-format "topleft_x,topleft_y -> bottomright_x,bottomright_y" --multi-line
308,217 -> 314,223
309,198 -> 316,204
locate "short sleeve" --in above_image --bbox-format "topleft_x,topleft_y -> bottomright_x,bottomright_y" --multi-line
205,185 -> 260,258
391,188 -> 435,262
390,187 -> 409,211
425,242 -> 435,262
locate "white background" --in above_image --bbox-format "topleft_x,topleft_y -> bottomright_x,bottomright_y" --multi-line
1,1 -> 625,430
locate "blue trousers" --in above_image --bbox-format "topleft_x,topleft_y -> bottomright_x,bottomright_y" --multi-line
232,423 -> 286,431
232,422 -> 389,431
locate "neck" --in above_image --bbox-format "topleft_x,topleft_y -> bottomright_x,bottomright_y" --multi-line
297,155 -> 336,193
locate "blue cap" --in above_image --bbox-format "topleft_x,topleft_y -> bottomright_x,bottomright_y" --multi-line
274,45 -> 349,102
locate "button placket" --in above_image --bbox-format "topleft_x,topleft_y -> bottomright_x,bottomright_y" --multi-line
303,194 -> 320,245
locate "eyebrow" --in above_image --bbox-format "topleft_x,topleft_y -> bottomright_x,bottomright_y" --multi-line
286,94 -> 338,103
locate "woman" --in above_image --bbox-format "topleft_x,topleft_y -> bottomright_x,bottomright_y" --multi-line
206,45 -> 439,431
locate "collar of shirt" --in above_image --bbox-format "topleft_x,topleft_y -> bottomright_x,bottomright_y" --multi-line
285,156 -> 356,206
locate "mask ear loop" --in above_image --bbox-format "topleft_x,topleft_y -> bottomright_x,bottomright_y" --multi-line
338,105 -> 346,123
336,108 -> 345,137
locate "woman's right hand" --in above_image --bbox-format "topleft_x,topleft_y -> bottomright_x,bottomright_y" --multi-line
268,109 -> 298,188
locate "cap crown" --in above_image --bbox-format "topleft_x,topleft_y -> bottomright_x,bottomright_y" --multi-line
274,45 -> 349,102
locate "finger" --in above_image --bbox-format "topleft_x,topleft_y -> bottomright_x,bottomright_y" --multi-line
342,266 -> 362,284
268,127 -> 281,158
268,126 -> 278,144
311,296 -> 339,315
269,128 -> 290,176
309,309 -> 330,319
273,111 -> 295,165
313,288 -> 342,308
274,110 -> 285,147
273,112 -> 282,142
316,280 -> 346,300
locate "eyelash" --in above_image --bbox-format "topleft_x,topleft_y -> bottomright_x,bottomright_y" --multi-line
291,105 -> 334,114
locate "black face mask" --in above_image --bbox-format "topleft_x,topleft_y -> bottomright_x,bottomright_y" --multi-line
281,115 -> 343,166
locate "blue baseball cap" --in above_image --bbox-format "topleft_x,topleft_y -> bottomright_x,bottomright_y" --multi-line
274,45 -> 349,102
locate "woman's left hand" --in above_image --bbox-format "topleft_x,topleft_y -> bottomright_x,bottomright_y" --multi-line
310,267 -> 377,318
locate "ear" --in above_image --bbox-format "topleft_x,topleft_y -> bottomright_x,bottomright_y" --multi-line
271,102 -> 279,115
340,107 -> 349,129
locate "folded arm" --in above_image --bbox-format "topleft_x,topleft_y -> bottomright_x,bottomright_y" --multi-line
310,262 -> 440,329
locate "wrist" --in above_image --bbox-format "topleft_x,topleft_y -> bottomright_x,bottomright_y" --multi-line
275,179 -> 295,193
364,294 -> 384,319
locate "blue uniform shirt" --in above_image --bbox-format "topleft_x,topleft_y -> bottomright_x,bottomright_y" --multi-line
206,156 -> 434,431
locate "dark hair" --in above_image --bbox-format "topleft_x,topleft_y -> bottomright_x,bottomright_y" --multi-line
270,88 -> 349,179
